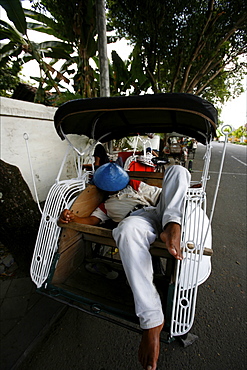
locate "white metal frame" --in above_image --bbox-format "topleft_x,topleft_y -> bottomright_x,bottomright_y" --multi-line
29,140 -> 93,288
170,126 -> 231,336
170,187 -> 211,336
30,176 -> 87,288
124,135 -> 155,170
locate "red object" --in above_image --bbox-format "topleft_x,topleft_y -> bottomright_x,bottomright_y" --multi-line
128,161 -> 155,172
118,151 -> 141,164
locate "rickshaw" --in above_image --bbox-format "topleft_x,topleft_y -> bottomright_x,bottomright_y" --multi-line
162,134 -> 189,167
29,93 -> 229,345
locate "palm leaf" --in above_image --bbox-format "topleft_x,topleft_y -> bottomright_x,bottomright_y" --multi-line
26,21 -> 68,42
0,41 -> 22,59
0,19 -> 25,43
43,62 -> 70,84
24,9 -> 72,42
23,9 -> 58,31
38,41 -> 73,54
130,44 -> 147,86
0,0 -> 26,34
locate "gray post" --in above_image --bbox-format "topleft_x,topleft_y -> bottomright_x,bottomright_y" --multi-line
96,0 -> 110,97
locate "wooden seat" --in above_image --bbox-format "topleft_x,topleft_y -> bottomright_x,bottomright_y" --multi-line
57,171 -> 212,259
53,178 -> 212,286
58,221 -> 213,258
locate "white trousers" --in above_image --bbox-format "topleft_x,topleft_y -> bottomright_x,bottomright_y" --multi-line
112,165 -> 191,329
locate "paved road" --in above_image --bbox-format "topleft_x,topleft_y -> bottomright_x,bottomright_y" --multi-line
19,143 -> 246,370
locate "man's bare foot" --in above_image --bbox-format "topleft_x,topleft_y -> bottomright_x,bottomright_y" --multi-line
160,222 -> 183,260
138,323 -> 164,370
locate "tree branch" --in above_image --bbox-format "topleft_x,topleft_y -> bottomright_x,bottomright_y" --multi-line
186,12 -> 247,92
190,51 -> 245,95
171,51 -> 183,92
146,67 -> 158,93
179,0 -> 215,92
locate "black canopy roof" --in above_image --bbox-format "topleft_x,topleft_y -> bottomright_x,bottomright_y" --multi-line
54,93 -> 217,144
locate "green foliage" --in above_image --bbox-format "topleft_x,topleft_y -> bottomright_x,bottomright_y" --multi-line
109,45 -> 151,96
0,0 -> 101,101
0,2 -> 71,101
1,0 -> 246,107
0,58 -> 21,97
44,91 -> 83,106
31,0 -> 99,97
107,0 -> 247,104
0,37 -> 23,97
0,0 -> 27,34
232,125 -> 247,139
112,136 -> 136,151
110,50 -> 131,94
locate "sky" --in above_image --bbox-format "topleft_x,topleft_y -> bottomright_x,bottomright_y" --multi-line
219,81 -> 246,129
1,1 -> 246,129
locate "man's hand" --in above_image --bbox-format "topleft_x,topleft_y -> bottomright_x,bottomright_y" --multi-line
58,209 -> 76,224
58,209 -> 101,226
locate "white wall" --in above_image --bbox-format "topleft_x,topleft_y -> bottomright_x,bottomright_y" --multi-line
0,97 -> 90,202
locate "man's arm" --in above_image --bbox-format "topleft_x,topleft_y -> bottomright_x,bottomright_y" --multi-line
58,209 -> 101,226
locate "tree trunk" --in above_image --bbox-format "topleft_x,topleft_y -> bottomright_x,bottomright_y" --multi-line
96,0 -> 110,97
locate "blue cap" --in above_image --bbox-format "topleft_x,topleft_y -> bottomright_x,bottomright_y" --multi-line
93,163 -> 129,191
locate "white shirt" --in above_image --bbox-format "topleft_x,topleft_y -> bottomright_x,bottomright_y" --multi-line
91,180 -> 162,223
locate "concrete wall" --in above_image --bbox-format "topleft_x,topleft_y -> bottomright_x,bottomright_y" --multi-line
1,97 -> 90,202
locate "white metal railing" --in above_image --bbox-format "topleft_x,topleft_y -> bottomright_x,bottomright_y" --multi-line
30,176 -> 87,288
25,132 -> 98,288
170,127 -> 231,336
170,188 -> 212,336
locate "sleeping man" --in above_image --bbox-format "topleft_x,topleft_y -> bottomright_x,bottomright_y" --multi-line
59,163 -> 190,370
